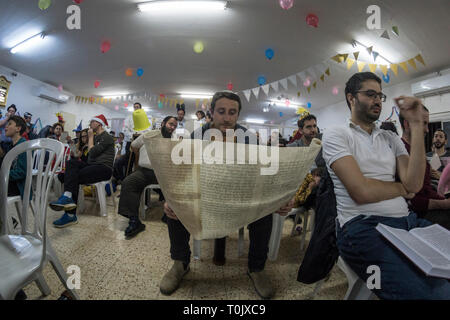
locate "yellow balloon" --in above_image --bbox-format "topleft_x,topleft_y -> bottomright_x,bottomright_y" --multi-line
193,41 -> 204,54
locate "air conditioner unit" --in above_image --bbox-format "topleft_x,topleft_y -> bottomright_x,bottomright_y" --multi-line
35,85 -> 72,104
411,73 -> 450,98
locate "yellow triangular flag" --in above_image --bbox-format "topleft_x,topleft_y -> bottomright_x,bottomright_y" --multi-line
179,99 -> 185,105
331,55 -> 342,63
164,97 -> 169,105
353,52 -> 360,60
96,97 -> 100,104
109,98 -> 112,103
399,62 -> 409,74
195,99 -> 199,108
369,64 -> 378,73
357,61 -> 366,72
379,65 -> 388,76
325,68 -> 330,76
347,58 -> 355,70
408,58 -> 417,70
313,82 -> 317,89
307,87 -> 311,94
297,91 -> 301,97
415,54 -> 425,66
390,64 -> 398,76
320,74 -> 325,82
342,53 -> 349,62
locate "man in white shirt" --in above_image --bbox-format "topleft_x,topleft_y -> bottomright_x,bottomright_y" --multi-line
322,72 -> 450,299
118,116 -> 178,239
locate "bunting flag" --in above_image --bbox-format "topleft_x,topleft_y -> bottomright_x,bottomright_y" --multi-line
390,64 -> 399,76
347,58 -> 356,70
408,58 -> 417,70
331,55 -> 342,63
243,90 -> 251,102
261,84 -> 270,96
307,67 -> 317,80
353,52 -> 360,60
379,65 -> 389,76
297,91 -> 301,97
369,64 -> 377,72
288,75 -> 297,87
341,54 -> 349,63
195,99 -> 200,108
203,99 -> 209,106
297,71 -> 307,82
380,30 -> 390,40
252,87 -> 260,99
325,68 -> 330,76
313,82 -> 317,89
270,82 -> 279,92
367,46 -> 373,55
164,97 -> 169,105
279,78 -> 288,90
399,62 -> 409,74
307,86 -> 311,94
372,51 -> 380,61
357,61 -> 366,72
320,74 -> 325,82
392,26 -> 399,36
415,54 -> 425,66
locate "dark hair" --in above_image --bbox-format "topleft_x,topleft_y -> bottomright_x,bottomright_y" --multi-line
398,105 -> 429,130
177,108 -> 185,115
110,131 -> 116,136
298,114 -> 317,129
7,104 -> 17,112
196,110 -> 206,119
206,112 -> 212,120
161,116 -> 177,138
77,129 -> 89,150
211,91 -> 242,114
434,129 -> 448,140
52,122 -> 64,131
345,72 -> 382,110
134,102 -> 142,108
119,132 -> 124,137
380,121 -> 398,135
8,115 -> 27,135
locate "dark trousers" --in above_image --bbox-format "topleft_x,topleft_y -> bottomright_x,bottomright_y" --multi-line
423,209 -> 450,230
118,167 -> 158,219
63,159 -> 112,213
113,142 -> 135,181
8,180 -> 20,197
167,213 -> 273,272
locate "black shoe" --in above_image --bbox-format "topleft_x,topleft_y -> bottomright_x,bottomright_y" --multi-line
125,219 -> 145,239
14,289 -> 27,300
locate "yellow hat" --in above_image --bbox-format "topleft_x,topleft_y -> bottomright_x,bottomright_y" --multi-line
133,109 -> 151,132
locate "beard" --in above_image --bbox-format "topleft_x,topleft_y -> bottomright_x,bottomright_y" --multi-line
355,98 -> 381,123
161,125 -> 173,138
433,141 -> 444,149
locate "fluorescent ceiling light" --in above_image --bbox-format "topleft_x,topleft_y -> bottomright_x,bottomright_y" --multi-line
246,119 -> 266,124
180,92 -> 213,99
138,1 -> 227,13
10,32 -> 46,54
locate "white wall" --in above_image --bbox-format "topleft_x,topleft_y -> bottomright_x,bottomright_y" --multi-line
0,64 -> 126,135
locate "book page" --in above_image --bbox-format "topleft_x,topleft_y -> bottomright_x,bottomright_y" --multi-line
411,224 -> 450,260
144,131 -> 320,239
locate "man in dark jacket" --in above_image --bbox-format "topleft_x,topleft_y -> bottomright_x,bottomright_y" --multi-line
51,114 -> 115,228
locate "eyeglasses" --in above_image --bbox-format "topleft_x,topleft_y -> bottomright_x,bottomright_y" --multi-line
81,135 -> 88,138
356,90 -> 387,102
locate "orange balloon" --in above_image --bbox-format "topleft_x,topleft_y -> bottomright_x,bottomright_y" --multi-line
125,68 -> 133,77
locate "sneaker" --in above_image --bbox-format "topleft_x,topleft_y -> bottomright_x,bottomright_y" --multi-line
53,212 -> 78,228
247,269 -> 275,299
125,219 -> 146,239
49,195 -> 77,211
160,261 -> 190,295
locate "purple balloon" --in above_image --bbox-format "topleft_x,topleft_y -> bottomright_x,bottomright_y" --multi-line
279,0 -> 294,10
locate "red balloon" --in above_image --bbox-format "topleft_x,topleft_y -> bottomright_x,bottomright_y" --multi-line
94,80 -> 100,88
124,103 -> 129,107
306,13 -> 319,28
227,82 -> 233,91
101,40 -> 111,53
73,0 -> 83,4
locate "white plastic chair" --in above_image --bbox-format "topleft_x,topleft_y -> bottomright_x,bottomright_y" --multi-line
337,256 -> 375,300
51,144 -> 70,196
0,139 -> 79,300
139,184 -> 161,220
77,180 -> 116,217
193,228 -> 245,260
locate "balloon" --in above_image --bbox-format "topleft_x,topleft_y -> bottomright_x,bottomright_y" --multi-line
279,0 -> 294,10
58,85 -> 63,92
279,112 -> 284,117
158,102 -> 163,109
332,87 -> 339,95
303,78 -> 311,87
73,0 -> 84,3
114,105 -> 119,111
125,68 -> 133,77
258,75 -> 266,86
193,41 -> 204,54
306,13 -> 319,28
227,82 -> 233,91
307,102 -> 312,108
265,48 -> 274,60
382,73 -> 390,83
285,99 -> 290,106
124,103 -> 129,107
38,0 -> 52,10
137,68 -> 144,77
101,40 -> 111,53
94,80 -> 100,88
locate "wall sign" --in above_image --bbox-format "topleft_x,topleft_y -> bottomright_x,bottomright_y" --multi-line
0,76 -> 11,107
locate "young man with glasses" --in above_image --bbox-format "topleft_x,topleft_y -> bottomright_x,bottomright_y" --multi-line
322,72 -> 450,299
160,91 -> 294,300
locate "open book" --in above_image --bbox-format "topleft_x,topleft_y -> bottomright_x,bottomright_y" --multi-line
376,223 -> 450,279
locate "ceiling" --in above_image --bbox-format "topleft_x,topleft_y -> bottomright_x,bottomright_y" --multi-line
0,0 -> 449,123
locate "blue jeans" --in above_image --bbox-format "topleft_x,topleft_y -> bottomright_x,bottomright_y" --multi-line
336,213 -> 450,300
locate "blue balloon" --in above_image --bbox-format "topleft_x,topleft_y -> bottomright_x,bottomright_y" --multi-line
279,112 -> 283,117
307,102 -> 312,108
265,48 -> 274,60
258,75 -> 266,86
137,68 -> 144,77
158,102 -> 163,109
382,72 -> 390,83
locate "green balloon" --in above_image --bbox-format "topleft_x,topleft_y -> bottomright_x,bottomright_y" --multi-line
38,0 -> 52,10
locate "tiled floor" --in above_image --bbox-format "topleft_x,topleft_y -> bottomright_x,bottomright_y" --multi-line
21,190 -> 348,300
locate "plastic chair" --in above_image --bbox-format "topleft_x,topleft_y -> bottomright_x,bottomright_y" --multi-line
51,144 -> 70,196
139,184 -> 161,220
0,139 -> 79,300
193,228 -> 245,260
337,256 -> 375,300
77,180 -> 116,217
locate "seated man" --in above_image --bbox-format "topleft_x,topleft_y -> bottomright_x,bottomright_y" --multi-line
51,114 -> 115,228
323,72 -> 450,299
160,91 -> 294,300
427,129 -> 450,187
118,116 -> 177,239
399,109 -> 450,230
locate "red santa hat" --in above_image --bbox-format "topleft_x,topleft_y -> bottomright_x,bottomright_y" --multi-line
90,114 -> 108,127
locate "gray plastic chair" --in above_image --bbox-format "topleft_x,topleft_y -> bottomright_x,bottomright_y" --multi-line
0,139 -> 79,300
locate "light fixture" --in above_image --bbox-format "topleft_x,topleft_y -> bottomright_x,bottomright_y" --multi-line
10,32 -> 46,54
246,119 -> 266,124
137,1 -> 227,13
180,92 -> 213,99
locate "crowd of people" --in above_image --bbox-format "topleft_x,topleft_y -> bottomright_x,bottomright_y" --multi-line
1,71 -> 450,300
